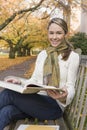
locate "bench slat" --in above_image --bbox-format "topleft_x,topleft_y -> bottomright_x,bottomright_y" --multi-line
79,96 -> 87,130
70,65 -> 84,119
64,62 -> 87,130
75,74 -> 87,128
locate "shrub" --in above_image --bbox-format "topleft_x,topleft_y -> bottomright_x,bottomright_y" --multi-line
68,32 -> 87,55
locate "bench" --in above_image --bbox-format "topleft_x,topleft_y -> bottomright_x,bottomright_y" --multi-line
4,55 -> 87,130
64,58 -> 87,130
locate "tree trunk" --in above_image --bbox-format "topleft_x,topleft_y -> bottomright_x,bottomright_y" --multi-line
9,49 -> 15,59
9,51 -> 15,59
27,49 -> 30,56
17,48 -> 22,57
22,48 -> 26,56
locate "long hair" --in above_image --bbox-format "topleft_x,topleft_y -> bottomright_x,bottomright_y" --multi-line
47,18 -> 73,60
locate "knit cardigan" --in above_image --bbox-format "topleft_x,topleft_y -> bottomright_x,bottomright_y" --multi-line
25,50 -> 80,111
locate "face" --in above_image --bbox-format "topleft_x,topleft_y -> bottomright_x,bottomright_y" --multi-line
48,23 -> 66,47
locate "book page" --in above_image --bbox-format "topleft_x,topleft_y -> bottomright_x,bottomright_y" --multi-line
24,83 -> 65,94
25,82 -> 64,92
0,81 -> 24,93
0,80 -> 65,94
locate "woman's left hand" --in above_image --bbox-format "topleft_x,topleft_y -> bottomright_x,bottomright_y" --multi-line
46,88 -> 68,103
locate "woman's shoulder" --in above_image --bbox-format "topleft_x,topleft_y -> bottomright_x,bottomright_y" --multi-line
38,50 -> 47,57
36,50 -> 47,61
69,51 -> 80,61
70,51 -> 79,57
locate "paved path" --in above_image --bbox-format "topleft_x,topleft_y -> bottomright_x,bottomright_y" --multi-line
0,56 -> 36,80
0,56 -> 36,129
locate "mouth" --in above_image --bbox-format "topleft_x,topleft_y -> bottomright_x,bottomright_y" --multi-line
51,41 -> 58,45
52,41 -> 58,44
50,40 -> 61,47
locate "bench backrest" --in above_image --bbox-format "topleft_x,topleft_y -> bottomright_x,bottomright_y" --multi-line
64,56 -> 87,130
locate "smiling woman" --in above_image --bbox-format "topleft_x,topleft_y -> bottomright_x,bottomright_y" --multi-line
0,18 -> 80,130
48,23 -> 65,47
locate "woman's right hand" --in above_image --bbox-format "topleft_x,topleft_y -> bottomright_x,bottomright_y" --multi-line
4,77 -> 21,84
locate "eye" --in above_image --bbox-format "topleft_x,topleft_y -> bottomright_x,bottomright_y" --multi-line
56,31 -> 63,34
49,31 -> 54,34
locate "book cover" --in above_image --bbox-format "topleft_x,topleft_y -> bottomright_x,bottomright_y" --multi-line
17,125 -> 59,130
26,125 -> 56,130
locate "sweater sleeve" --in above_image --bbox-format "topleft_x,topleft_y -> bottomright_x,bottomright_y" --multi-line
25,50 -> 46,84
57,52 -> 80,109
65,52 -> 80,106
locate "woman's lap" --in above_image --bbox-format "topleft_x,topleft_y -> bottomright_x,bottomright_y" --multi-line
0,89 -> 63,120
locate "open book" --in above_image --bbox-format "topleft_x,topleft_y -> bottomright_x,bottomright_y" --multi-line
0,76 -> 65,94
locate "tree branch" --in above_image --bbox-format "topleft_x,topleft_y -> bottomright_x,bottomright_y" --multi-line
55,0 -> 70,11
0,0 -> 44,31
0,36 -> 14,46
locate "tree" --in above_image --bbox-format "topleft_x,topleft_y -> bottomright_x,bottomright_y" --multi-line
0,0 -> 46,58
0,0 -> 87,59
0,0 -> 44,31
0,15 -> 48,58
0,36 -> 16,58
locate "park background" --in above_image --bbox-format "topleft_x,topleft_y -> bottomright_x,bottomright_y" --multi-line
0,1 -> 87,130
0,0 -> 87,80
0,0 -> 87,59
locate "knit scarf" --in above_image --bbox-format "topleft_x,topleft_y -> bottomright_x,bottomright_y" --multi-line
43,42 -> 69,88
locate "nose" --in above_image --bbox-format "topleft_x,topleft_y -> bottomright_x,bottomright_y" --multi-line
53,34 -> 57,39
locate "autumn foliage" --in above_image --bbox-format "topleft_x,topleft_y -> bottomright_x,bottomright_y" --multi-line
0,56 -> 30,71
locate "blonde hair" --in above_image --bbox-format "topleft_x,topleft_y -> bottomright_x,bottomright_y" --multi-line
47,18 -> 68,34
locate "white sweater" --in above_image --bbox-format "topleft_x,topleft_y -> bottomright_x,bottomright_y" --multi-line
26,50 -> 80,111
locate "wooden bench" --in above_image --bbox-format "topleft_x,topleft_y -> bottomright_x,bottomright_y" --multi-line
64,56 -> 87,130
4,55 -> 87,130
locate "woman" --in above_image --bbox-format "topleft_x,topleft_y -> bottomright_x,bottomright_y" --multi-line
0,18 -> 79,129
